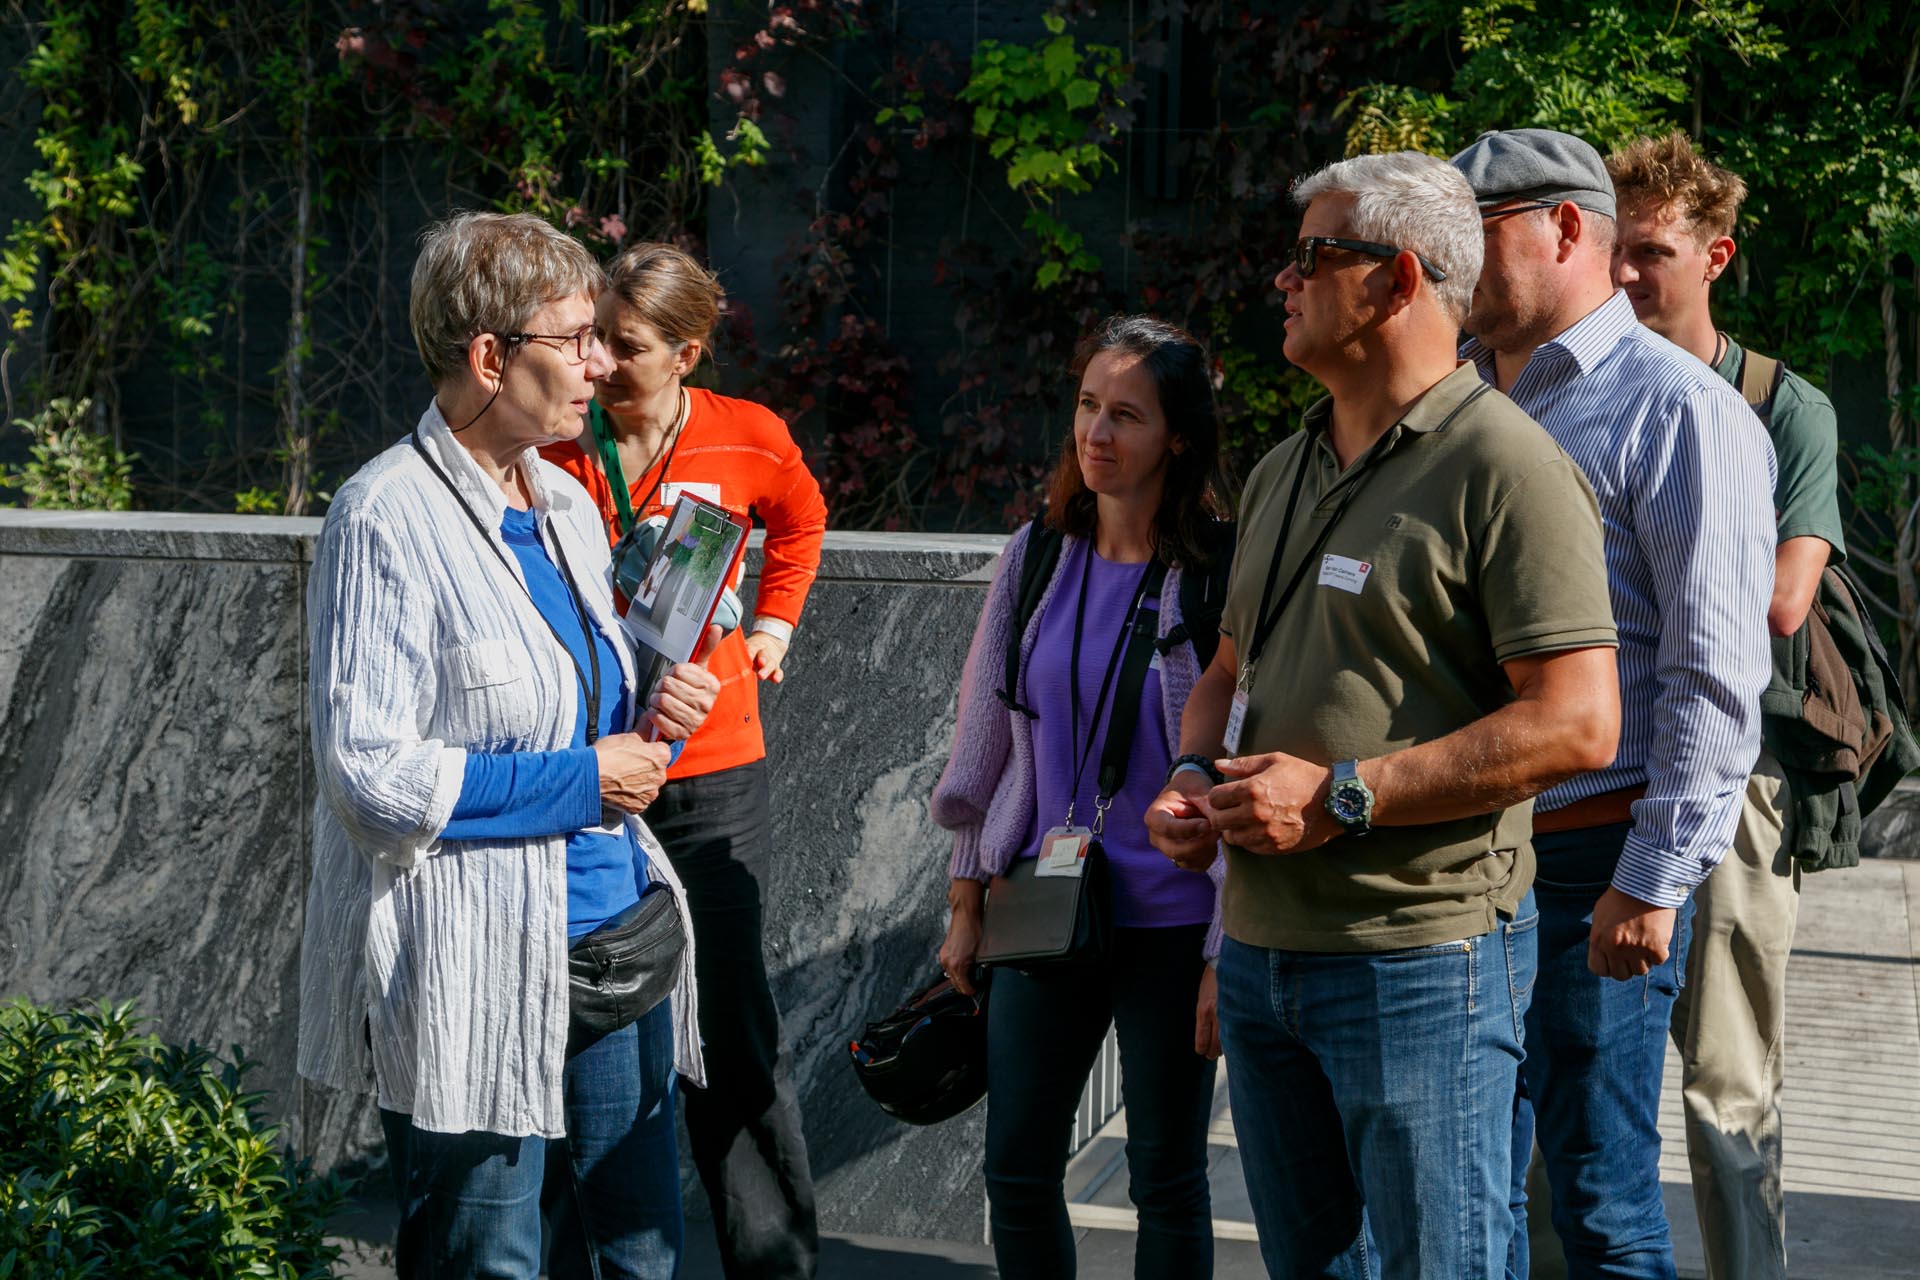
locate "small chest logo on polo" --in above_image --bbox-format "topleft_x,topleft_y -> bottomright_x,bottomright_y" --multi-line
1318,554 -> 1372,595
1385,514 -> 1404,530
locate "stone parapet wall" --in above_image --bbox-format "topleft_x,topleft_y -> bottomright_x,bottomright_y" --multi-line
5,510 -> 1916,1240
0,511 -> 1004,1242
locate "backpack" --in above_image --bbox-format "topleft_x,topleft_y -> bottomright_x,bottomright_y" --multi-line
1738,343 -> 1920,863
996,517 -> 1236,720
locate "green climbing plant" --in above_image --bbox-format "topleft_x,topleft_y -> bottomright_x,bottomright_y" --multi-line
957,12 -> 1132,288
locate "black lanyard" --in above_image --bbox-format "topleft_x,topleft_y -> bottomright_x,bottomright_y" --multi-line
410,430 -> 608,744
1243,384 -> 1490,675
1064,545 -> 1161,829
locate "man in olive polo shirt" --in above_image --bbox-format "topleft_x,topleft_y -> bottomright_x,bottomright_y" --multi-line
1609,130 -> 1846,1280
1146,151 -> 1621,1278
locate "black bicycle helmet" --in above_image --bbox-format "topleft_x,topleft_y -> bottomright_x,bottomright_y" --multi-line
847,971 -> 988,1125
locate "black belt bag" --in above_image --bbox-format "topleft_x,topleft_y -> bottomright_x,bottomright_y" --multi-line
568,884 -> 684,1041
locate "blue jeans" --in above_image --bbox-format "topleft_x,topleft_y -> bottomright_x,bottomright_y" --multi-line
1508,823 -> 1693,1280
1218,899 -> 1537,1280
381,1002 -> 683,1279
984,924 -> 1217,1279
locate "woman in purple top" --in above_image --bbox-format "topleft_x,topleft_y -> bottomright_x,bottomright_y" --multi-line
931,315 -> 1235,1280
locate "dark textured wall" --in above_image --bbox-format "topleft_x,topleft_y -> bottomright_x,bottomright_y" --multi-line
0,512 -> 1006,1242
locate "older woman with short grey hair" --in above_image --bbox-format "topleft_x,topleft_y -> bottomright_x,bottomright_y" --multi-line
297,210 -> 720,1279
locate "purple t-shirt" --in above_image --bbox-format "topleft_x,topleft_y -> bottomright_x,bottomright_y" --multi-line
1018,539 -> 1215,929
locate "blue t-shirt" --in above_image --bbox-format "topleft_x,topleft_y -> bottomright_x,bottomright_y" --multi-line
443,504 -> 649,937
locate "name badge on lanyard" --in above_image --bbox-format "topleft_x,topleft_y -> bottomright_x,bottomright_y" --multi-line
1223,688 -> 1251,756
1035,826 -> 1093,878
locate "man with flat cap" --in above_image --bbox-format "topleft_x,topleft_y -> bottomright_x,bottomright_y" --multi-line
1451,127 -> 1776,1279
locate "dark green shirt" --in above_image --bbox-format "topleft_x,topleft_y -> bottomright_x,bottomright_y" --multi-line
1713,336 -> 1846,559
1218,363 -> 1617,952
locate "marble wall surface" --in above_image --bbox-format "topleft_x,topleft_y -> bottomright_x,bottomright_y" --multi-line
0,511 -> 1007,1242
9,510 -> 1917,1247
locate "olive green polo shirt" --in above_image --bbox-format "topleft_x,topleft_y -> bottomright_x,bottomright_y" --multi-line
1219,362 -> 1617,953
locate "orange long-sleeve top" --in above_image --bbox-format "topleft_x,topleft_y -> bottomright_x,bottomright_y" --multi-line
542,387 -> 828,779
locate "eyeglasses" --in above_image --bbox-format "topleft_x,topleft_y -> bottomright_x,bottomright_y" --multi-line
502,325 -> 602,363
1479,199 -> 1561,223
1288,236 -> 1448,283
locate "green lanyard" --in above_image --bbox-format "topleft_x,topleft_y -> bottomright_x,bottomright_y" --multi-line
585,402 -> 638,538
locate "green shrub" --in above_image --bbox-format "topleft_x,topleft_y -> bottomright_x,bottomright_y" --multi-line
0,1001 -> 347,1279
0,399 -> 136,512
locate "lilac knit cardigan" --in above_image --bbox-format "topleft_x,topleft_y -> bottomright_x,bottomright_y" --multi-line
930,524 -> 1227,960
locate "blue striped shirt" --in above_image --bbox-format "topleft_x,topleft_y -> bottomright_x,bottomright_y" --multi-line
1464,291 -> 1776,908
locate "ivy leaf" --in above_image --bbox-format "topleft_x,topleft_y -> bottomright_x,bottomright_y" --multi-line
1062,78 -> 1099,111
1042,36 -> 1077,84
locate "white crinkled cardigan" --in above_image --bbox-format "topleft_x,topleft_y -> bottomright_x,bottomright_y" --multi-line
297,402 -> 703,1140
930,523 -> 1227,959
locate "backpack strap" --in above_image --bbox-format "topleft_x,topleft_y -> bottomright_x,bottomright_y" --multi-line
1738,349 -> 1786,431
997,520 -> 1064,719
1156,519 -> 1236,672
1098,559 -> 1171,797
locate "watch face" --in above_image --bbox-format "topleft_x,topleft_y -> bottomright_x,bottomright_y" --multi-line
1330,783 -> 1368,823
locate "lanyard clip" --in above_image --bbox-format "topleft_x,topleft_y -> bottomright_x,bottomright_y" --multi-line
1237,660 -> 1255,693
1091,794 -> 1113,837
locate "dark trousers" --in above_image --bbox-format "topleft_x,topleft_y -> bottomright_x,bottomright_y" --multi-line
645,759 -> 818,1280
984,924 -> 1218,1280
1509,822 -> 1694,1280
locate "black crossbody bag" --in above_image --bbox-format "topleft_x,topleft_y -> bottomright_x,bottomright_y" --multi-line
977,554 -> 1167,974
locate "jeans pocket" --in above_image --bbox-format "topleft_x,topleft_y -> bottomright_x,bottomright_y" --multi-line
1503,910 -> 1539,1042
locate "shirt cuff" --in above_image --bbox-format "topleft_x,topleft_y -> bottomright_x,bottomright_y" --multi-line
1610,830 -> 1712,909
750,616 -> 794,643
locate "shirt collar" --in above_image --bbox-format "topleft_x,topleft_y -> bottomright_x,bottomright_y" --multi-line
1461,288 -> 1639,382
1299,360 -> 1487,444
412,399 -> 576,521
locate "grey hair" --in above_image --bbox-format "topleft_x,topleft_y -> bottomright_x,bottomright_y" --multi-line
1292,152 -> 1484,323
409,211 -> 604,386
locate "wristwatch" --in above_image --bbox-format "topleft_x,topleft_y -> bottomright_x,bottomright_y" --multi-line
1168,753 -> 1225,787
1324,760 -> 1375,836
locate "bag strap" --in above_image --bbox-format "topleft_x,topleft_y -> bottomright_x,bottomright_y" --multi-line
1097,559 -> 1170,797
1738,349 -> 1785,431
997,519 -> 1064,719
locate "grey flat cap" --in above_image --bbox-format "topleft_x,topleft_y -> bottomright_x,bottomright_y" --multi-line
1449,128 -> 1616,220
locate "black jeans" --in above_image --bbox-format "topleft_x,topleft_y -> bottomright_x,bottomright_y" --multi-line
984,924 -> 1218,1280
644,759 -> 818,1280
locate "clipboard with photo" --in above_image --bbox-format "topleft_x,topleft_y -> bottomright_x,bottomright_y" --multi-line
620,492 -> 751,698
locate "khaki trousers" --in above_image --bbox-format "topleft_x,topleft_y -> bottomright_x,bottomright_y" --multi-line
1669,752 -> 1797,1280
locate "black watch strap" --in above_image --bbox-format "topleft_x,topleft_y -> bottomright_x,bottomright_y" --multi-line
1168,753 -> 1225,787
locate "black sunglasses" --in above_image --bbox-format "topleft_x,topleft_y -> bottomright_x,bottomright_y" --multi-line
1289,235 -> 1449,283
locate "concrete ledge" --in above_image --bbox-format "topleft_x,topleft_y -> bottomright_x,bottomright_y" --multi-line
0,511 -> 1006,584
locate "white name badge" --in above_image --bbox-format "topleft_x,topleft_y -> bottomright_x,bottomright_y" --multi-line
1034,826 -> 1093,878
1223,688 -> 1250,756
1318,553 -> 1373,595
659,481 -> 723,508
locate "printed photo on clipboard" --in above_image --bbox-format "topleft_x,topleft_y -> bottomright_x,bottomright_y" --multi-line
620,492 -> 751,698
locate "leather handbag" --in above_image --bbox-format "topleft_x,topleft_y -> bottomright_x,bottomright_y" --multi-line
568,884 -> 685,1041
976,840 -> 1112,972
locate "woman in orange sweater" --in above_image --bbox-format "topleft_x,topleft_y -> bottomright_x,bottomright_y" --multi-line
542,243 -> 827,1280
